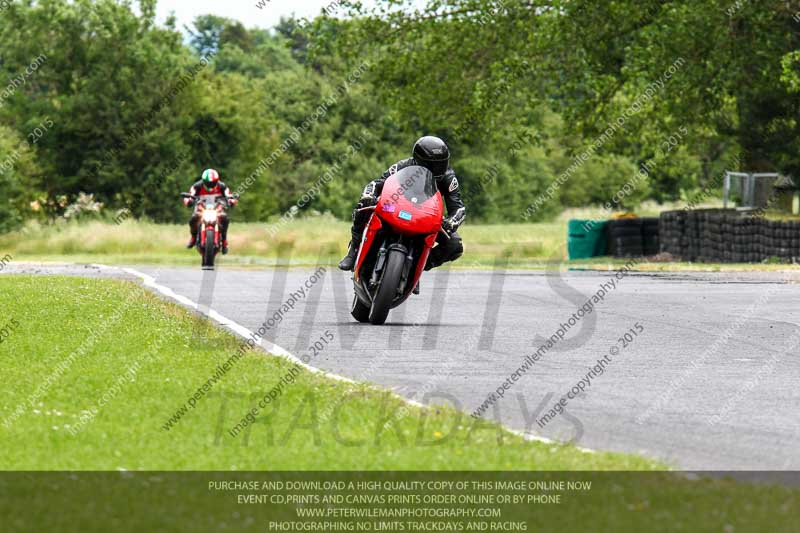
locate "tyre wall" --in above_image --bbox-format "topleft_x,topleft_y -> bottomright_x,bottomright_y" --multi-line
606,217 -> 659,258
660,209 -> 800,263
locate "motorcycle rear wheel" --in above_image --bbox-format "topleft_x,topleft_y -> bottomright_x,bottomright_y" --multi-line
368,248 -> 405,325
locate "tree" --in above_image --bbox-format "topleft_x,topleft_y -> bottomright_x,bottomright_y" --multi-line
0,125 -> 40,231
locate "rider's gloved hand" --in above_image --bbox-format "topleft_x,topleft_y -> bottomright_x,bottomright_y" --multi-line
442,208 -> 465,234
229,197 -> 238,206
441,217 -> 456,234
357,194 -> 377,209
183,197 -> 194,207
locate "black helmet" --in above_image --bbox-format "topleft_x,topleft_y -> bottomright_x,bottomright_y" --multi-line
412,136 -> 450,177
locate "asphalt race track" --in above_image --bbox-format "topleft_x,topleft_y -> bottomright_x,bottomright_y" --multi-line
8,263 -> 800,470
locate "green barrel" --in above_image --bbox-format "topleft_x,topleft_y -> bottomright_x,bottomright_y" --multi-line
567,219 -> 608,259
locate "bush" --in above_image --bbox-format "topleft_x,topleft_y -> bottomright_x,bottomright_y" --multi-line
0,125 -> 40,233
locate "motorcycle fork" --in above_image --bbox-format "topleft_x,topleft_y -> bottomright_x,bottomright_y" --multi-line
399,244 -> 416,294
368,235 -> 412,288
369,240 -> 390,288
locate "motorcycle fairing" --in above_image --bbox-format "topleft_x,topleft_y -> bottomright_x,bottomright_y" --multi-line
376,167 -> 443,236
353,166 -> 444,305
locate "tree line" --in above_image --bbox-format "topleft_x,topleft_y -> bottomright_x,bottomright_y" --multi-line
0,0 -> 798,232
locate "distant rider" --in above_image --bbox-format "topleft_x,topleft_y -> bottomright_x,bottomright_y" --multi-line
338,136 -> 466,271
183,168 -> 238,254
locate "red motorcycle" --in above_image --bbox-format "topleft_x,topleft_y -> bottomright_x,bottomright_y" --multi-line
351,165 -> 446,324
180,192 -> 237,269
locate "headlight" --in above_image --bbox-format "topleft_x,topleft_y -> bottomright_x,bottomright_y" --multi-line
202,210 -> 218,223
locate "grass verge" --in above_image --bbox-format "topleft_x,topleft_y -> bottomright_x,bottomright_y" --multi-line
1,217 -> 565,266
2,276 -> 799,532
0,275 -> 658,470
3,213 -> 800,272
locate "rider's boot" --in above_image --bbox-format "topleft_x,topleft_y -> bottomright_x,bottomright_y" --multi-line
186,234 -> 197,248
220,227 -> 229,254
338,235 -> 360,271
413,282 -> 420,295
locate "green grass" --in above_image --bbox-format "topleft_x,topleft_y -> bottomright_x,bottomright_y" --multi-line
0,275 -> 659,470
0,216 -> 567,266
3,209 -> 800,272
2,276 -> 799,532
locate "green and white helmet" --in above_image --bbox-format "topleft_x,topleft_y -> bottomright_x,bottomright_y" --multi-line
202,168 -> 220,187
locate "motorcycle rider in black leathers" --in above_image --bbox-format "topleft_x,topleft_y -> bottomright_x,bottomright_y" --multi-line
338,136 -> 466,271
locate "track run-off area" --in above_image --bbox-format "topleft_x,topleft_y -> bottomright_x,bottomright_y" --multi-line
6,262 -> 800,470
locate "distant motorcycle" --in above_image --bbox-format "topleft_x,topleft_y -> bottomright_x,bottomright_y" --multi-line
350,165 -> 446,324
180,192 -> 238,269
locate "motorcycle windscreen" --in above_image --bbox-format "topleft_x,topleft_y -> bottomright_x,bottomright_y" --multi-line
377,165 -> 443,236
197,194 -> 220,207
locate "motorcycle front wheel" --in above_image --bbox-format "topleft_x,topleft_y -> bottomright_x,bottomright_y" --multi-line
368,248 -> 405,325
202,227 -> 216,268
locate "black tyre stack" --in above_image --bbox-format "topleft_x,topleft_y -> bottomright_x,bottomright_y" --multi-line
776,220 -> 797,261
792,222 -> 800,262
698,211 -> 720,262
685,210 -> 701,261
659,210 -> 686,257
738,217 -> 759,263
659,208 -> 800,263
754,217 -> 773,262
607,218 -> 644,258
642,217 -> 660,256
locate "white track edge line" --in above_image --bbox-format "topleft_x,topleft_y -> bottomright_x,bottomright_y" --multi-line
107,264 -> 595,454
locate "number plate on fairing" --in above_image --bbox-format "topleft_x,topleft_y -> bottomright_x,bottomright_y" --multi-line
398,210 -> 413,221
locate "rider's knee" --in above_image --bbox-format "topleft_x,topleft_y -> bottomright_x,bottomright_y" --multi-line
448,235 -> 463,260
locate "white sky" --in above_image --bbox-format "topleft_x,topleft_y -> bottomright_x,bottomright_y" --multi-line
155,0 -> 373,30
